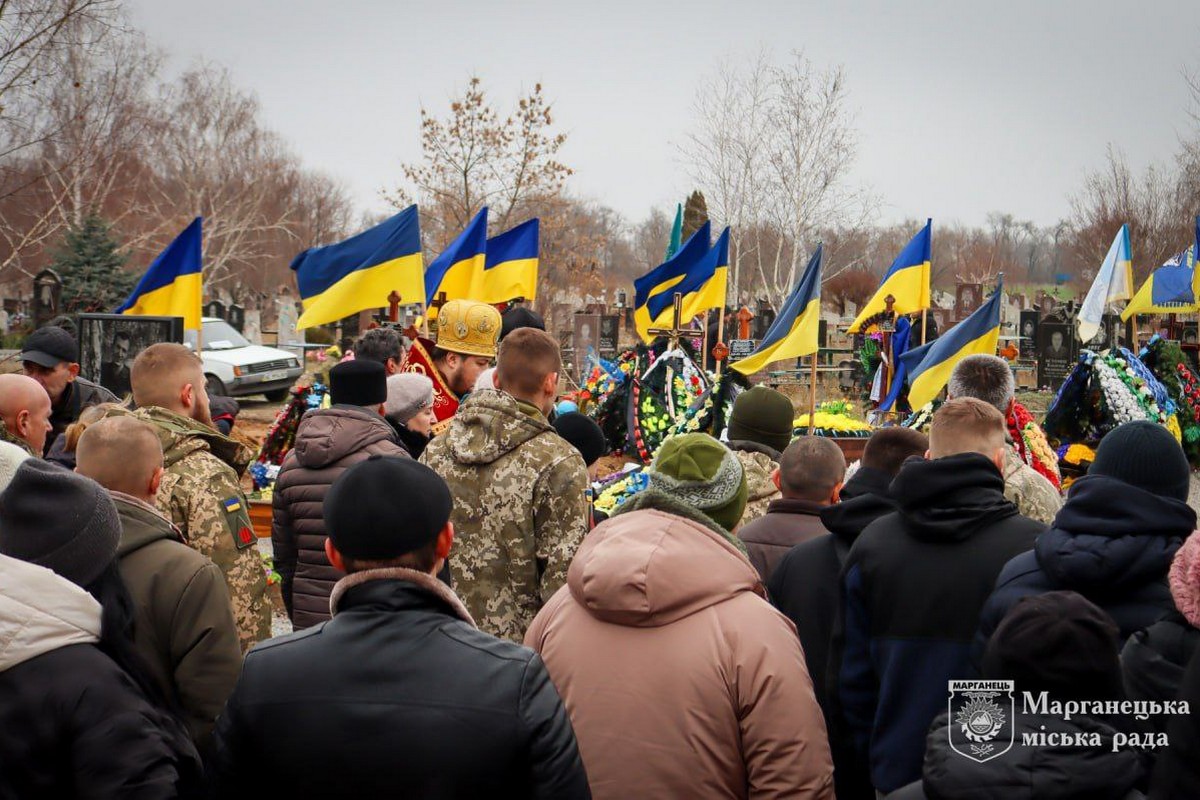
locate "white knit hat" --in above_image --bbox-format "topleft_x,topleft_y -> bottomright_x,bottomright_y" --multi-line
0,440 -> 30,492
384,373 -> 434,423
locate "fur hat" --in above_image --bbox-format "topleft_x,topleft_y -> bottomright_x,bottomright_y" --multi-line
726,386 -> 794,454
330,360 -> 387,407
649,433 -> 747,533
0,459 -> 120,588
384,373 -> 433,424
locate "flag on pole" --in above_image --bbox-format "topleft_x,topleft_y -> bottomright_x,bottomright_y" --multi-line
665,203 -> 683,260
647,227 -> 730,321
900,277 -> 1003,409
848,219 -> 932,333
732,244 -> 823,375
115,217 -> 203,331
424,208 -> 488,306
1121,243 -> 1197,320
633,221 -> 711,342
290,206 -> 425,330
1078,224 -> 1133,343
481,218 -> 538,303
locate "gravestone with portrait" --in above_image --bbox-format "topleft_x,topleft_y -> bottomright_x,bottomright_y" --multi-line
753,300 -> 776,339
598,315 -> 620,358
573,313 -> 601,381
956,283 -> 982,322
1018,310 -> 1039,360
77,314 -> 185,398
228,303 -> 245,333
32,269 -> 62,329
1037,311 -> 1078,390
204,300 -> 227,321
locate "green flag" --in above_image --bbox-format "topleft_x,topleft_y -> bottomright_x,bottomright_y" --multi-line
664,203 -> 683,260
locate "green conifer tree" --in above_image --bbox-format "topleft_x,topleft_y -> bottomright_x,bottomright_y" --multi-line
49,214 -> 136,313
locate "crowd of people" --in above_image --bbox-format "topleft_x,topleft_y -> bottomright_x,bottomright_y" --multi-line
1,308 -> 1200,798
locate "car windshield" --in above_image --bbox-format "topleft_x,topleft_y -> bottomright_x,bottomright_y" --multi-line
200,320 -> 250,350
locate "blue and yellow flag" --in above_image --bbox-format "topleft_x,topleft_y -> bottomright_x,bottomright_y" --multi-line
1078,224 -> 1133,343
732,244 -> 823,376
1121,241 -> 1198,320
290,205 -> 425,330
633,221 -> 711,342
425,208 -> 487,306
900,277 -> 1002,409
848,219 -> 932,333
116,217 -> 203,331
482,218 -> 538,303
647,226 -> 729,322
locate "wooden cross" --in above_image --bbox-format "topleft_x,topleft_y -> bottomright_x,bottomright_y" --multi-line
647,292 -> 690,350
427,291 -> 449,337
387,290 -> 403,323
736,306 -> 754,339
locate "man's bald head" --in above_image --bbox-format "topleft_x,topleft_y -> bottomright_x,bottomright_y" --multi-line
0,374 -> 52,453
778,436 -> 847,503
76,416 -> 164,501
131,343 -> 211,424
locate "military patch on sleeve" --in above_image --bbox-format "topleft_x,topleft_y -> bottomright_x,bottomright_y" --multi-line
222,496 -> 256,550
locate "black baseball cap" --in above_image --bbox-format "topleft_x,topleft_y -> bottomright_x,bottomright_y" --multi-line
21,326 -> 79,368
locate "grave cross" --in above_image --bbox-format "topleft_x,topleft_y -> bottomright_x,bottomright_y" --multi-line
647,292 -> 690,350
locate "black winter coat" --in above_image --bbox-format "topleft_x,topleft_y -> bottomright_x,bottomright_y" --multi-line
1122,612 -> 1200,733
211,569 -> 590,799
1152,646 -> 1200,798
768,465 -> 896,800
0,645 -> 202,799
888,711 -> 1149,800
46,376 -> 118,456
830,454 -> 1044,793
976,476 -> 1195,662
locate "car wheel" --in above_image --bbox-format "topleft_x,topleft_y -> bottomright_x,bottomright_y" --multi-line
205,375 -> 228,397
263,388 -> 291,402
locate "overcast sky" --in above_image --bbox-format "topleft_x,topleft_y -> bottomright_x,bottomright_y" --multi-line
129,0 -> 1198,232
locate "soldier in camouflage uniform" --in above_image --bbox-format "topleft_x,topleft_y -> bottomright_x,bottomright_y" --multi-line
118,343 -> 270,651
421,326 -> 589,643
947,354 -> 1063,526
734,448 -> 783,525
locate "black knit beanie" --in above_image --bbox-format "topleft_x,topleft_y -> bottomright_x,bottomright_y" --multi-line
982,590 -> 1124,701
500,306 -> 546,341
324,456 -> 452,560
0,459 -> 121,588
1090,420 -> 1190,501
330,359 -> 387,407
553,412 -> 607,466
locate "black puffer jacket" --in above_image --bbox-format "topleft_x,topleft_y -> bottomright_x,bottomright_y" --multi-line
46,376 -> 118,457
271,406 -> 409,629
1122,612 -> 1200,733
888,711 -> 1149,800
211,569 -> 590,799
977,476 -> 1194,660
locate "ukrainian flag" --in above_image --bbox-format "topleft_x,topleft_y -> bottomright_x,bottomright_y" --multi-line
732,244 -> 823,376
647,227 -> 729,322
1077,224 -> 1133,343
848,219 -> 932,333
481,218 -> 538,303
425,207 -> 487,306
290,205 -> 425,330
633,221 -> 711,342
900,277 -> 1002,409
116,217 -> 203,331
1121,242 -> 1197,320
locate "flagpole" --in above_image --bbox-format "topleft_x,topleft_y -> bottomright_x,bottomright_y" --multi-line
715,303 -> 726,377
808,350 -> 818,435
921,307 -> 928,346
702,310 -> 710,370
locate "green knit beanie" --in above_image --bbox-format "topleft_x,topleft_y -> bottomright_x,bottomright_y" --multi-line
649,433 -> 748,533
726,386 -> 795,454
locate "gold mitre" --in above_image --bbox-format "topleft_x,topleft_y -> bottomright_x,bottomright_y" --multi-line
435,299 -> 501,358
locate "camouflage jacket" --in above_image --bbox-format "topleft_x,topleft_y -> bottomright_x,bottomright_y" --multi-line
0,420 -> 34,456
420,389 -> 589,643
127,406 -> 271,651
1002,444 -> 1064,526
731,446 -> 782,527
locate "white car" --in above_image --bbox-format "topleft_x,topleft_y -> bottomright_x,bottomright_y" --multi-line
188,317 -> 304,401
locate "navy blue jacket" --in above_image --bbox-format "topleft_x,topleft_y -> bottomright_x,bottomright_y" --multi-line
976,475 -> 1193,663
830,453 -> 1043,793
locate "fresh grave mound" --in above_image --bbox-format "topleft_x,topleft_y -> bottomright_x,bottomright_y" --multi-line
1139,335 -> 1200,464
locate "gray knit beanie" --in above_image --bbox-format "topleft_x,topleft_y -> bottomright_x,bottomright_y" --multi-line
0,459 -> 121,588
384,373 -> 434,423
0,441 -> 30,492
